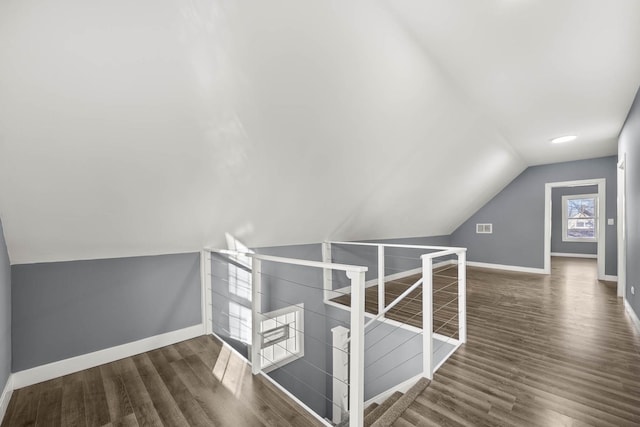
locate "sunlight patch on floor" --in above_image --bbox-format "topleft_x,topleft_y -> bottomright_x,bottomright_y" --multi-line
212,345 -> 248,396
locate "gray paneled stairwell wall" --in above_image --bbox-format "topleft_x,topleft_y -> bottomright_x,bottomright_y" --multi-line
252,243 -> 430,421
0,219 -> 11,397
619,85 -> 640,321
451,156 -> 618,276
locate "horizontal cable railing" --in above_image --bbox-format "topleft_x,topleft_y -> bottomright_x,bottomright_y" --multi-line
327,241 -> 467,402
204,240 -> 467,427
205,247 -> 368,427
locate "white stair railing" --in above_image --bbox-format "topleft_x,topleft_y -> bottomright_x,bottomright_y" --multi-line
206,247 -> 368,427
326,242 -> 467,382
206,241 -> 466,427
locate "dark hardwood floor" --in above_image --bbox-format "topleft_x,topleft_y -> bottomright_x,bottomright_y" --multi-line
332,264 -> 460,338
1,335 -> 324,427
394,257 -> 640,426
4,258 -> 639,426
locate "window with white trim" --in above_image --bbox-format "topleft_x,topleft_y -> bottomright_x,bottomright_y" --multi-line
259,304 -> 304,373
562,194 -> 597,242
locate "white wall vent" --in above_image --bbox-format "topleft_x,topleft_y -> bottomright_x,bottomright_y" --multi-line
476,223 -> 493,234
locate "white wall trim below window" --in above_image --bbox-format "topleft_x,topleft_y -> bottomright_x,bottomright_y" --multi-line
0,374 -> 14,424
550,253 -> 597,259
12,324 -> 204,389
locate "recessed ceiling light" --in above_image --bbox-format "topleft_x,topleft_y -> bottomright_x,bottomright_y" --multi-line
551,135 -> 578,144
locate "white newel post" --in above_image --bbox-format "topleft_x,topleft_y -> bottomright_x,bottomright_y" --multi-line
422,256 -> 433,380
251,257 -> 263,375
378,245 -> 385,316
347,270 -> 365,427
331,326 -> 350,424
458,250 -> 467,343
201,250 -> 213,335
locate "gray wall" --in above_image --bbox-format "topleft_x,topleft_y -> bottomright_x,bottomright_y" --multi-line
451,156 -> 618,276
619,86 -> 640,320
551,186 -> 598,255
254,244 -> 330,418
12,252 -> 201,371
0,219 -> 11,392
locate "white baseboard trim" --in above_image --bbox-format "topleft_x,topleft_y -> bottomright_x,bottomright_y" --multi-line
551,252 -> 597,259
602,275 -> 618,282
365,373 -> 423,407
466,261 -> 546,275
0,374 -> 14,423
625,299 -> 640,334
13,324 -> 204,389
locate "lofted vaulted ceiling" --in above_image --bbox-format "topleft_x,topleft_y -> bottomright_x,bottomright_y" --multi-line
0,0 -> 638,264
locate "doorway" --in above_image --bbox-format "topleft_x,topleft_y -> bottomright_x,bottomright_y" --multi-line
544,179 -> 606,280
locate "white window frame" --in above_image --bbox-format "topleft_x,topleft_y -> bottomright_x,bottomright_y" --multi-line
562,193 -> 598,242
259,303 -> 305,373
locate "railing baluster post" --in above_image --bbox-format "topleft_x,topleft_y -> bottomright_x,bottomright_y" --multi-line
251,257 -> 263,375
347,270 -> 365,427
378,245 -> 385,316
458,250 -> 467,343
331,326 -> 350,424
422,255 -> 433,380
201,250 -> 213,335
322,241 -> 333,302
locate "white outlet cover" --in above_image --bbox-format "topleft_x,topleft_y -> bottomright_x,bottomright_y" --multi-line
608,218 -> 615,225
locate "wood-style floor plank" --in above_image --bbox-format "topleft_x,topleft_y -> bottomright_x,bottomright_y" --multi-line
82,367 -> 111,427
99,362 -> 134,423
146,349 -> 214,427
60,372 -> 86,427
1,383 -> 41,427
2,335 -> 323,426
131,353 -> 190,427
393,257 -> 640,426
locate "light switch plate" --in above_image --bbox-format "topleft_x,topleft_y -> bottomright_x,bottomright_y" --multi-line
608,218 -> 615,225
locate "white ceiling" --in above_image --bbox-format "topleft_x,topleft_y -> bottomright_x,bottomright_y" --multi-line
386,0 -> 640,165
0,0 -> 637,264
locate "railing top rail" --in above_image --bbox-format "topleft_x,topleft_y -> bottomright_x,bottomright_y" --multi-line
328,241 -> 466,253
204,247 -> 368,273
421,248 -> 466,258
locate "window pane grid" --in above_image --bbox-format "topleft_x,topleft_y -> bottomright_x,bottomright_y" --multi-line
562,194 -> 598,242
